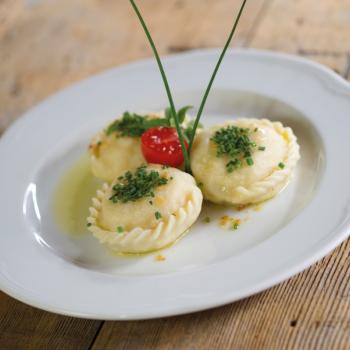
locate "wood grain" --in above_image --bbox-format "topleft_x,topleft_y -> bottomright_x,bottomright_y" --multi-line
91,238 -> 350,350
0,0 -> 266,134
0,292 -> 102,350
1,0 -> 350,349
250,0 -> 350,73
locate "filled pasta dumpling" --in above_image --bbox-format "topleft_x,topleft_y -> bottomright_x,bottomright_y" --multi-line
89,110 -> 194,182
190,118 -> 300,205
87,164 -> 203,254
89,112 -> 151,183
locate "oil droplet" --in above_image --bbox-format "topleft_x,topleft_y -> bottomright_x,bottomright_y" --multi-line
53,154 -> 102,236
154,254 -> 166,262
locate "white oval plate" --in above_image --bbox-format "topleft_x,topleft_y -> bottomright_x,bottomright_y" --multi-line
1,49 -> 350,320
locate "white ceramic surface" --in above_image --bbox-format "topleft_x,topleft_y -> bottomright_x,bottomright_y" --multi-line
1,49 -> 350,320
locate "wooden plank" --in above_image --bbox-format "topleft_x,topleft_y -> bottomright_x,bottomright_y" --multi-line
0,0 -> 23,39
345,54 -> 350,81
249,0 -> 350,73
0,0 -> 265,134
0,291 -> 102,350
91,238 -> 350,350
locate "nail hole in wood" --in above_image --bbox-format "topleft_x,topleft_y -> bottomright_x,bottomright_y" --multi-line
290,320 -> 297,327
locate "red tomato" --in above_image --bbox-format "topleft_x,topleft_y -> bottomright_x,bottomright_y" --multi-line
141,127 -> 188,167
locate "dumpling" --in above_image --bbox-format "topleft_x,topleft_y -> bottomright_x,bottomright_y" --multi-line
89,111 -> 194,182
190,118 -> 300,205
88,112 -> 152,183
87,164 -> 203,254
89,130 -> 145,183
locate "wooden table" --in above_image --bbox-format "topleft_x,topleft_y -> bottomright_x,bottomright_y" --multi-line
1,1 -> 350,349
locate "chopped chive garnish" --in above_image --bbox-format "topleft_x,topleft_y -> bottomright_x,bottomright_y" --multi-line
117,226 -> 124,233
212,126 -> 258,173
106,112 -> 169,137
232,222 -> 239,230
87,223 -> 92,227
204,216 -> 211,223
149,200 -> 153,205
109,165 -> 169,203
254,128 -> 258,132
106,109 -> 192,138
246,157 -> 254,166
278,162 -> 285,169
226,159 -> 241,173
258,146 -> 265,151
155,211 -> 162,220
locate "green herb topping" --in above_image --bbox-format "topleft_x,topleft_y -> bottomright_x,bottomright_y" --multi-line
106,106 -> 193,139
155,211 -> 162,220
106,112 -> 168,137
211,125 -> 262,173
232,222 -> 239,230
164,105 -> 192,127
87,222 -> 92,227
117,226 -> 124,233
184,120 -> 203,141
109,165 -> 169,203
204,216 -> 211,223
278,162 -> 285,169
226,159 -> 241,173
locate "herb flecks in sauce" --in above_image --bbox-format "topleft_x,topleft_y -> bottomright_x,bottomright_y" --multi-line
155,254 -> 166,262
203,216 -> 211,223
211,125 -> 264,173
109,165 -> 169,203
219,215 -> 241,230
232,219 -> 241,230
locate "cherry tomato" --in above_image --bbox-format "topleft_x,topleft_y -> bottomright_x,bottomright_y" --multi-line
141,127 -> 188,167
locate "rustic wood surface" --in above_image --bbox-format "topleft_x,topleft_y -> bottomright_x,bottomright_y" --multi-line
1,0 -> 350,349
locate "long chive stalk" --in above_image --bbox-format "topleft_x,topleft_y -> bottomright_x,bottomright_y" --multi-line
129,0 -> 191,172
188,0 -> 248,154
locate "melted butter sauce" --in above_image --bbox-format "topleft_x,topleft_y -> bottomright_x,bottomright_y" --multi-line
107,229 -> 190,258
53,156 -> 190,257
53,155 -> 267,257
53,155 -> 102,236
